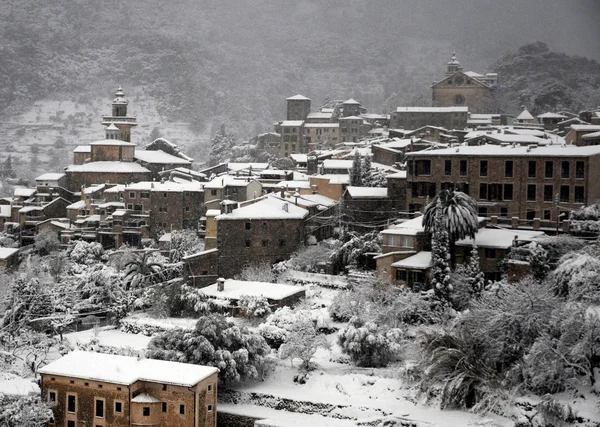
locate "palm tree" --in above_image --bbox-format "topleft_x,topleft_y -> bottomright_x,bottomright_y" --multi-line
423,189 -> 478,267
123,250 -> 165,291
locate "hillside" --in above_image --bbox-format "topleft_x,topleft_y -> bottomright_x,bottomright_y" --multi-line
493,42 -> 600,114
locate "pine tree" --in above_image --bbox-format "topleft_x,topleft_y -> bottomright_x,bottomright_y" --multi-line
465,244 -> 485,294
430,199 -> 452,301
350,151 -> 363,186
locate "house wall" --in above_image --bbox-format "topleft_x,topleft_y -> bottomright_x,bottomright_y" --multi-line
65,171 -> 152,193
387,176 -> 407,212
74,152 -> 91,165
372,146 -> 402,166
309,177 -> 345,200
287,99 -> 311,121
216,218 -> 305,278
185,249 -> 219,288
391,111 -> 468,130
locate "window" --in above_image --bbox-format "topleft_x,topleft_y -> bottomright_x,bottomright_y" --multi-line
485,248 -> 496,259
143,407 -> 150,416
210,189 -> 217,196
576,161 -> 585,179
208,404 -> 213,412
500,207 -> 508,217
245,239 -> 251,248
545,161 -> 553,178
544,210 -> 552,220
479,183 -> 487,200
527,184 -> 536,201
261,239 -> 268,247
180,404 -> 185,415
208,384 -> 213,392
459,160 -> 468,176
162,402 -> 167,413
396,269 -> 407,281
444,160 -> 452,176
561,161 -> 570,179
414,160 -> 431,176
127,204 -> 133,210
68,421 -> 75,427
400,236 -> 412,248
115,401 -> 123,414
488,183 -> 502,201
478,206 -> 488,216
245,222 -> 251,230
140,192 -> 150,199
163,192 -> 167,198
560,185 -> 570,203
67,394 -> 76,413
544,185 -> 553,202
505,160 -> 513,178
279,239 -> 286,247
129,192 -> 135,198
48,390 -> 56,403
185,206 -> 190,212
527,210 -> 536,223
503,184 -> 513,200
95,399 -> 104,418
528,160 -> 536,178
575,186 -> 584,203
480,160 -> 488,177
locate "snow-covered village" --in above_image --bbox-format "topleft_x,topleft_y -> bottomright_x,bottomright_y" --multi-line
1,1 -> 600,427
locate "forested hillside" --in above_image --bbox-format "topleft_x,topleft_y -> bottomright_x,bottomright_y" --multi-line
493,42 -> 600,114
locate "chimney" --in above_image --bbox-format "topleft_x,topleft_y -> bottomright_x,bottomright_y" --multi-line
311,184 -> 318,194
280,186 -> 285,198
282,202 -> 289,212
217,277 -> 225,292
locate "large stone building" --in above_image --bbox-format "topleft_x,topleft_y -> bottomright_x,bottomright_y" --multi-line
390,107 -> 468,130
431,52 -> 497,113
101,87 -> 138,142
406,144 -> 600,222
39,351 -> 218,427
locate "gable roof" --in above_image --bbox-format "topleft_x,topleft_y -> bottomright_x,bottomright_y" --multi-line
431,71 -> 491,89
215,195 -> 308,221
286,94 -> 310,101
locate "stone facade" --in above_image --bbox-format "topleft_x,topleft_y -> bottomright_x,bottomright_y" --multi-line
390,107 -> 468,130
286,95 -> 311,121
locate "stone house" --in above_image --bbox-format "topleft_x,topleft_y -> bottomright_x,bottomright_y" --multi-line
64,162 -> 152,193
387,171 -> 407,212
277,120 -> 305,157
73,145 -> 92,165
565,124 -> 600,146
537,112 -> 568,130
215,196 -> 308,278
303,123 -> 340,151
286,94 -> 311,121
134,149 -> 193,181
342,186 -> 392,231
203,175 -> 263,209
406,144 -> 600,222
308,175 -> 349,200
183,248 -> 219,288
39,350 -> 218,427
339,116 -> 370,142
390,107 -> 468,130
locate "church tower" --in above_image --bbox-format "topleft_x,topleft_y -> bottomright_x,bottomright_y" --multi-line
101,87 -> 138,142
446,51 -> 463,76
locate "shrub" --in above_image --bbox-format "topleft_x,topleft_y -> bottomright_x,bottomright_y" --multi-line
278,317 -> 330,370
337,318 -> 398,367
238,295 -> 271,319
259,307 -> 312,348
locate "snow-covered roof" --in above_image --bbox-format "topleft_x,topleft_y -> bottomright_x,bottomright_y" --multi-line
290,154 -> 308,163
406,143 -> 600,158
98,202 -> 125,209
280,120 -> 304,127
124,180 -> 203,192
204,175 -> 257,189
376,138 -> 412,150
312,174 -> 350,185
36,173 -> 65,181
338,115 -> 362,120
65,162 -> 151,174
455,228 -> 545,249
134,149 -> 192,165
83,184 -> 106,194
18,206 -> 42,213
0,205 -> 11,217
200,279 -> 305,301
216,195 -> 308,221
303,123 -> 339,128
14,188 -> 36,198
464,71 -> 483,78
73,145 -> 92,153
39,351 -> 218,387
395,107 -> 468,113
537,112 -> 568,119
391,251 -> 432,269
159,233 -> 171,243
131,393 -> 161,403
90,139 -> 136,146
0,248 -> 19,259
382,216 -> 425,236
228,162 -> 269,172
582,131 -> 600,140
103,185 -> 125,194
322,159 -> 353,170
0,373 -> 39,396
306,112 -> 333,119
468,119 -> 492,125
286,94 -> 310,101
387,171 -> 407,179
277,180 -> 311,190
67,200 -> 86,210
206,209 -> 221,216
570,124 -> 600,132
516,109 -> 535,121
343,98 -> 361,105
345,186 -> 388,199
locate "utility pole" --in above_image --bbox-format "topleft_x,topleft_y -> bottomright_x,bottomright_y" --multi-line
555,192 -> 559,235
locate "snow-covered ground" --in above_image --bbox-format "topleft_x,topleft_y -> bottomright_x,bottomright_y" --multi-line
0,372 -> 39,396
65,326 -> 152,351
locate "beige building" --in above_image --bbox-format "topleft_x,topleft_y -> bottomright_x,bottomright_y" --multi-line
39,351 -> 218,427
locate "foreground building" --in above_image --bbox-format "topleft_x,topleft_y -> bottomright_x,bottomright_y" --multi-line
39,351 -> 219,427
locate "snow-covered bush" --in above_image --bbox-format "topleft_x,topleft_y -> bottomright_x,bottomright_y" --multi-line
278,317 -> 330,370
169,230 -> 203,263
337,318 -> 399,367
550,251 -> 600,303
0,394 -> 53,427
285,245 -> 332,272
329,230 -> 382,272
527,242 -> 549,280
238,295 -> 271,319
147,314 -> 273,384
119,319 -> 175,336
76,337 -> 140,357
68,240 -> 108,265
34,229 -> 60,255
258,306 -> 312,348
235,262 -> 277,283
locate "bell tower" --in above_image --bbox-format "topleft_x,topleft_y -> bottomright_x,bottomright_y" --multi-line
446,51 -> 463,76
102,87 -> 138,142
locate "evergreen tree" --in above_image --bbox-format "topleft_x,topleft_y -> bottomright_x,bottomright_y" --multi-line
430,199 -> 452,301
464,244 -> 485,294
208,123 -> 237,166
3,155 -> 15,179
350,151 -> 363,186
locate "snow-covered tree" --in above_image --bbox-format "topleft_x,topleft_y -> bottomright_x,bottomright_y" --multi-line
0,394 -> 52,427
33,229 -> 60,256
208,123 -> 237,166
147,314 -> 272,384
68,240 -> 108,265
74,265 -> 124,313
464,244 -> 485,295
238,295 -> 271,319
350,151 -> 363,186
278,317 -> 330,370
122,250 -> 165,291
168,230 -> 203,263
430,199 -> 452,301
259,307 -> 313,348
550,251 -> 600,303
235,262 -> 277,283
337,317 -> 400,368
528,242 -> 549,281
330,230 -> 382,272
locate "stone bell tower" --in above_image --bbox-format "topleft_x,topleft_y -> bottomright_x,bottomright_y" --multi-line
101,87 -> 138,142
